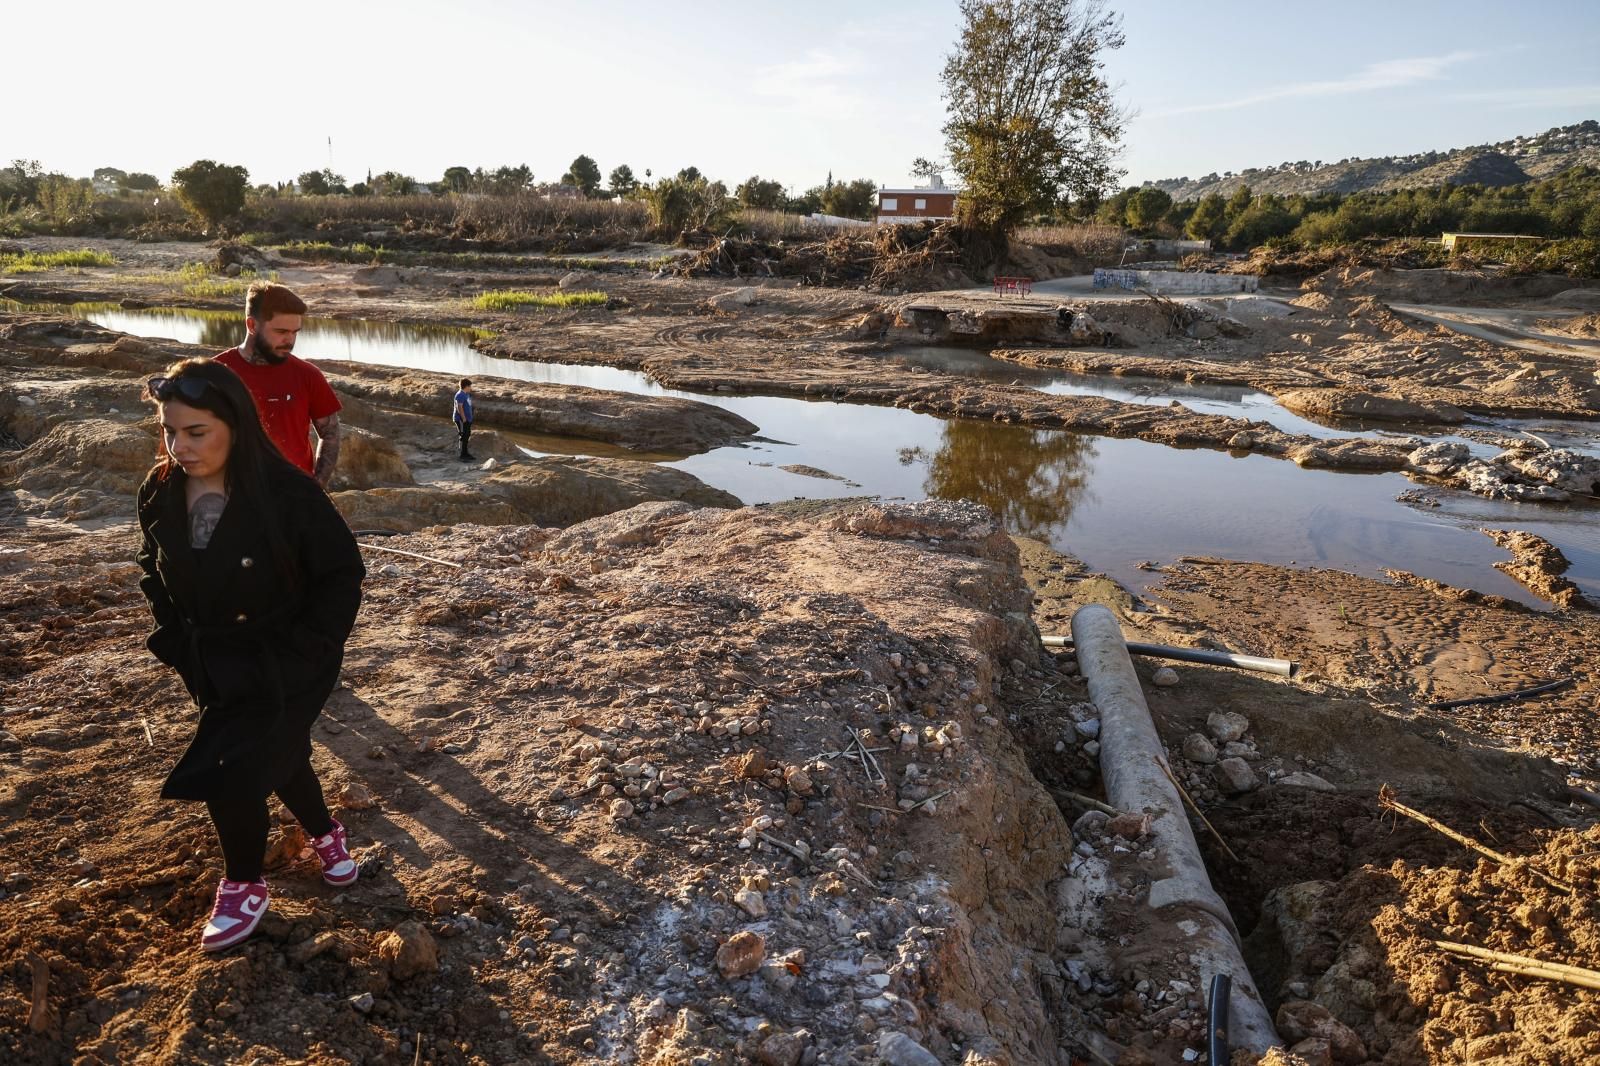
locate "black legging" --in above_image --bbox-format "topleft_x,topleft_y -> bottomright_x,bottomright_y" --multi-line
206,758 -> 335,883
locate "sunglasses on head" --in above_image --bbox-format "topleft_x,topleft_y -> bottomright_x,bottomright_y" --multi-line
146,376 -> 213,403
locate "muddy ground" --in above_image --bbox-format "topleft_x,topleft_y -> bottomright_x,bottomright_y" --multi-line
3,241 -> 1600,1065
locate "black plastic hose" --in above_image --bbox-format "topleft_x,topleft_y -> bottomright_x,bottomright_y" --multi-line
1208,973 -> 1231,1065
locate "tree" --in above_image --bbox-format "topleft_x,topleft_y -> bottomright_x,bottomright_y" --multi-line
563,155 -> 602,197
735,175 -> 786,210
1185,192 -> 1227,242
441,166 -> 473,193
820,178 -> 878,220
369,171 -> 418,196
171,159 -> 249,230
488,164 -> 532,194
1224,184 -> 1253,223
296,168 -> 346,195
937,0 -> 1126,254
1124,187 -> 1172,231
0,159 -> 44,206
123,172 -> 160,191
677,166 -> 702,183
644,175 -> 732,235
608,164 -> 639,198
93,167 -> 127,187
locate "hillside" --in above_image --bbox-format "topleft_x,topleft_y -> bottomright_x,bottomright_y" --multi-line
1150,120 -> 1600,201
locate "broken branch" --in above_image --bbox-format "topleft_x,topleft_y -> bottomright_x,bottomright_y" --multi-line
1379,785 -> 1572,894
1155,756 -> 1241,864
1434,940 -> 1600,991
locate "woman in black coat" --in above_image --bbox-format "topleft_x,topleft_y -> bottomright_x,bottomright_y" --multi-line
136,357 -> 366,952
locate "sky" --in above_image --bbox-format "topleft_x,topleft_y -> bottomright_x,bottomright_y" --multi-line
6,0 -> 1598,194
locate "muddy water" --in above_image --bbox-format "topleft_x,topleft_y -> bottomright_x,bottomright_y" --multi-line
46,304 -> 1600,607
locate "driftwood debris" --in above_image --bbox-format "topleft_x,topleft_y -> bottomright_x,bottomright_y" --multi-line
26,951 -> 50,1033
1379,784 -> 1572,894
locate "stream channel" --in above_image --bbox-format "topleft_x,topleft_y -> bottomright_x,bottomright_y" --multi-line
60,305 -> 1600,609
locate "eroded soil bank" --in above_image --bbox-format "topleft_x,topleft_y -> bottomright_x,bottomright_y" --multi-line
3,241 -> 1599,1065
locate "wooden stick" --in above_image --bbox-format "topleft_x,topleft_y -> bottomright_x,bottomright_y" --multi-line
1059,790 -> 1121,817
140,718 -> 154,746
25,951 -> 49,1033
1155,756 -> 1241,864
1379,785 -> 1572,894
756,832 -> 813,865
1434,940 -> 1600,981
359,542 -> 464,569
1434,941 -> 1600,991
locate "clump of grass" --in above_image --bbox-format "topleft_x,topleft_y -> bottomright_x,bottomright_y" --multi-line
123,260 -> 277,298
470,289 -> 608,311
0,248 -> 116,274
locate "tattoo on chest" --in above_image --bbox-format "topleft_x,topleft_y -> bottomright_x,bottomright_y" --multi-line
189,493 -> 227,549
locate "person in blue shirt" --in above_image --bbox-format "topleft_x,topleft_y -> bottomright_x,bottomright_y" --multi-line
452,378 -> 474,461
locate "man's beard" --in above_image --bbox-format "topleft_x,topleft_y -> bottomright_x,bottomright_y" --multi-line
251,334 -> 290,364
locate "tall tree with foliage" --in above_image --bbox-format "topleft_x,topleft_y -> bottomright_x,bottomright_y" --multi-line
563,155 -> 602,197
608,165 -> 639,198
938,0 -> 1126,262
1124,187 -> 1172,231
820,178 -> 879,220
171,160 -> 249,231
735,175 -> 786,210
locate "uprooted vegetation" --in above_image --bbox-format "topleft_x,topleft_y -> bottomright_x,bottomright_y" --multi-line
671,222 -> 972,292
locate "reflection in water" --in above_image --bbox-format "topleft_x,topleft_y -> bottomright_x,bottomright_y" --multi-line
905,420 -> 1098,539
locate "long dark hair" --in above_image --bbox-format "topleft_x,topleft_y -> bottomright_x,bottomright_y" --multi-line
146,358 -> 306,584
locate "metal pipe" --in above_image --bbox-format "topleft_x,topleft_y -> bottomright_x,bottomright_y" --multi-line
1070,604 -> 1280,1054
1041,635 -> 1295,677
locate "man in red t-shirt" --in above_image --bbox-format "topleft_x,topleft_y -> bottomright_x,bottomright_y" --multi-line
214,282 -> 342,488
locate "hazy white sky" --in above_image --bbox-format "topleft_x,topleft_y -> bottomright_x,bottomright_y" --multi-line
7,0 -> 1598,192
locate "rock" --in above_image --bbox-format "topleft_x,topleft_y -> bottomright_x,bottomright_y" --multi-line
661,787 -> 690,806
609,799 -> 635,819
0,731 -> 21,752
1506,447 -> 1600,494
336,782 -> 377,810
734,887 -> 767,918
1073,718 -> 1101,739
1277,771 -> 1336,792
876,1030 -> 942,1066
1212,757 -> 1258,795
737,748 -> 769,779
1406,441 -> 1472,475
1151,667 -> 1179,687
1228,431 -> 1256,449
758,1031 -> 807,1066
1285,1037 -> 1333,1066
378,563 -> 401,577
1106,813 -> 1151,840
1072,810 -> 1110,838
784,767 -> 814,796
1276,1001 -> 1367,1064
1181,733 -> 1218,764
32,729 -> 69,745
349,992 -> 375,1014
557,271 -> 585,289
1205,711 -> 1250,743
374,921 -> 440,981
709,287 -> 760,313
715,930 -> 765,979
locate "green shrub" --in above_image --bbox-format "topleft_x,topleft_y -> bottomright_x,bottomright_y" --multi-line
469,289 -> 608,311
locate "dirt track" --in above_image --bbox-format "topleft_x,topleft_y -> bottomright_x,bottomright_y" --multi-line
4,242 -> 1600,1064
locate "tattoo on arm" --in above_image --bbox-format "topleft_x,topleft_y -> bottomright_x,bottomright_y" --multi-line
189,493 -> 227,549
312,413 -> 342,488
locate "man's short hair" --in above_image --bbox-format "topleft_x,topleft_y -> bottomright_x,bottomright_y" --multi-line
246,282 -> 308,322
459,378 -> 472,389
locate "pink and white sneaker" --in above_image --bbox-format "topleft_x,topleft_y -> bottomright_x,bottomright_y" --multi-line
310,818 -> 359,886
202,878 -> 269,952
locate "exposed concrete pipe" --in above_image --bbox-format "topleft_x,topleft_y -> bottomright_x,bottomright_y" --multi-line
1070,604 -> 1281,1055
1041,635 -> 1295,678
